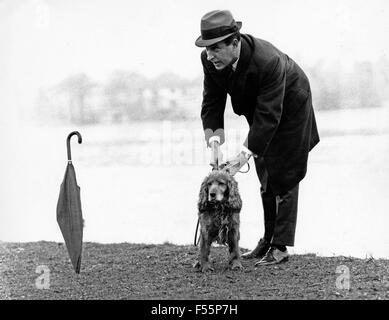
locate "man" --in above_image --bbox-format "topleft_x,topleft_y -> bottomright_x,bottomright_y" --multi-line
195,10 -> 319,266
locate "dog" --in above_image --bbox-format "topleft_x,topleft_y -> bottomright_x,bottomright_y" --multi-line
194,170 -> 243,272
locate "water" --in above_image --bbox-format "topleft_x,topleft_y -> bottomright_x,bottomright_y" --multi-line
1,107 -> 389,259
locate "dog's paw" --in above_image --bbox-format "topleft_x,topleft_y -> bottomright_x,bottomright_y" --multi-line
193,261 -> 214,272
193,261 -> 201,269
201,264 -> 214,273
230,260 -> 244,271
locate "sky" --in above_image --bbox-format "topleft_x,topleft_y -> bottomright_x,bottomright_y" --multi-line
1,0 -> 389,80
0,0 -> 388,119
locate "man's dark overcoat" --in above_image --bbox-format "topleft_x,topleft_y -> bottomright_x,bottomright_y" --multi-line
201,34 -> 320,195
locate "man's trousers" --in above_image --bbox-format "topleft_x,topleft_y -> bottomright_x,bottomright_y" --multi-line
254,157 -> 299,246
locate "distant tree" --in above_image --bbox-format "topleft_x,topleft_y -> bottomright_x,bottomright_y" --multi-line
57,73 -> 97,124
149,72 -> 195,119
104,71 -> 147,122
307,60 -> 342,110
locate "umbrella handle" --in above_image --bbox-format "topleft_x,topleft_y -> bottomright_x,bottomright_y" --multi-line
67,131 -> 82,162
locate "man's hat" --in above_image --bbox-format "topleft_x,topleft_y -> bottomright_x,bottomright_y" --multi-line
195,10 -> 242,47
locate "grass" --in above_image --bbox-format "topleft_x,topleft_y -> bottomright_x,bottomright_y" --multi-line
1,241 -> 389,300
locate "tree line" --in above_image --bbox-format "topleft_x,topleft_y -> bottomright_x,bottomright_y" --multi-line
34,58 -> 389,125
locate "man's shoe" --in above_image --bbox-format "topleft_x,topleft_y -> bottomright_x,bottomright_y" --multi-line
242,238 -> 270,259
255,247 -> 289,266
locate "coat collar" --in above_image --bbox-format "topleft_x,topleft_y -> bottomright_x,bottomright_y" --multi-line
227,34 -> 254,94
233,34 -> 253,76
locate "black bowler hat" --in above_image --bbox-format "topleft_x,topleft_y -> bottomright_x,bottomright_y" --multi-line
195,10 -> 242,47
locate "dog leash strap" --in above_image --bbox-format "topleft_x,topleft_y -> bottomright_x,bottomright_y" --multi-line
238,162 -> 250,174
194,218 -> 200,246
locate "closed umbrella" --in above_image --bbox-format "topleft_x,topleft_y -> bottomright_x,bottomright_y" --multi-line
56,131 -> 84,273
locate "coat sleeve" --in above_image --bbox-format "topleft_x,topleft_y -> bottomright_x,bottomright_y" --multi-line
245,56 -> 286,157
200,52 -> 227,147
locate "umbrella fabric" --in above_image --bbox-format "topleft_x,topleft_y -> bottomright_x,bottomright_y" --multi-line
56,162 -> 83,273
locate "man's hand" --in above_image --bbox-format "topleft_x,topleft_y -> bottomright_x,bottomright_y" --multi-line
221,151 -> 251,176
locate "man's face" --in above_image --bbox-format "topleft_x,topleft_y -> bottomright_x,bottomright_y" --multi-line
205,39 -> 238,71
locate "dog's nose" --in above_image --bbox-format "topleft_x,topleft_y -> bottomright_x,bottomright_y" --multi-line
210,192 -> 216,199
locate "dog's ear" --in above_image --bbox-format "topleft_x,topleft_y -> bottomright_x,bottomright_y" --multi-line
227,177 -> 242,212
198,176 -> 209,212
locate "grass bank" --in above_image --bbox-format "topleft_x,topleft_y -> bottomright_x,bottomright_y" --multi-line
1,242 -> 388,300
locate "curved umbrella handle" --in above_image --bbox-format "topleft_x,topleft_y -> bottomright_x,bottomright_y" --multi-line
67,131 -> 82,162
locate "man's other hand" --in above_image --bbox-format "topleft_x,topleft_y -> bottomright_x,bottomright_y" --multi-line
222,151 -> 251,175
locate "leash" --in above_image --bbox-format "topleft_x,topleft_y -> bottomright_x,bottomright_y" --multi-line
194,218 -> 200,246
194,140 -> 220,247
238,162 -> 250,174
194,204 -> 232,247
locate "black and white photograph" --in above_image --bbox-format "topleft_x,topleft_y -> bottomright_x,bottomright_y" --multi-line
1,0 -> 389,307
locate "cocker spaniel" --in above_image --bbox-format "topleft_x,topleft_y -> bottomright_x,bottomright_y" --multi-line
194,170 -> 243,272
